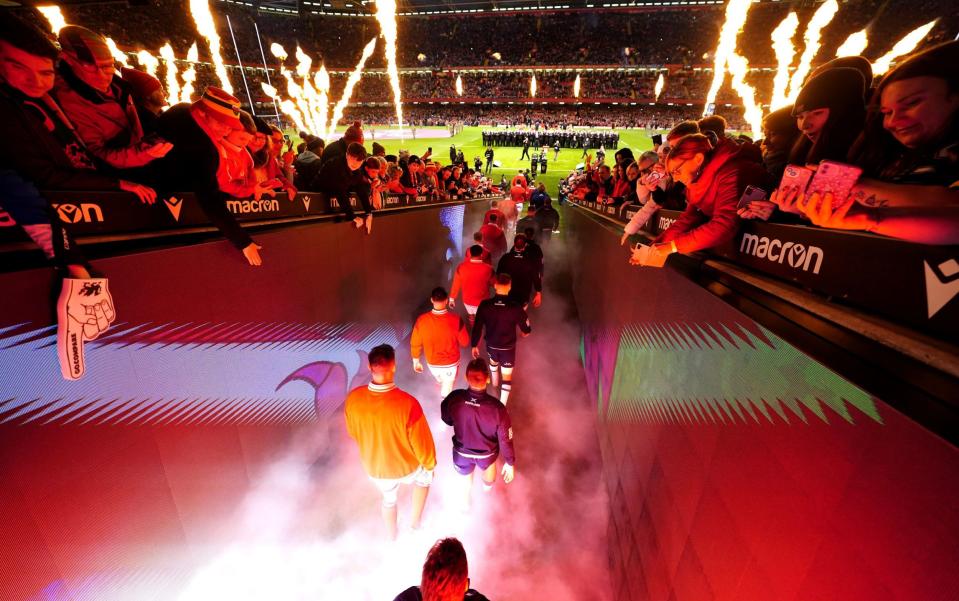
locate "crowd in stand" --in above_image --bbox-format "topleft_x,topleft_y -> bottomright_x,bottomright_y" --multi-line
557,48 -> 959,264
36,0 -> 957,71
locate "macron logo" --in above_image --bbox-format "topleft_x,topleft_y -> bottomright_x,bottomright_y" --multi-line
924,258 -> 959,318
163,196 -> 183,222
302,195 -> 311,212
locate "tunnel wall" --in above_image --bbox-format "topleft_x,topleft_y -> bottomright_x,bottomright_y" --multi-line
0,203 -> 476,600
566,208 -> 959,601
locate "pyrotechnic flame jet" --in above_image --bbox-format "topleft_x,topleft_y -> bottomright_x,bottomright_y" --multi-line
573,74 -> 581,99
180,43 -> 200,103
530,73 -> 537,98
456,74 -> 463,96
327,38 -> 378,139
136,49 -> 160,79
703,0 -> 752,115
785,0 -> 839,104
105,37 -> 131,68
374,0 -> 404,135
37,5 -> 67,33
654,72 -> 665,101
189,0 -> 233,94
769,12 -> 799,111
836,28 -> 869,58
159,43 -> 182,107
872,20 -> 938,75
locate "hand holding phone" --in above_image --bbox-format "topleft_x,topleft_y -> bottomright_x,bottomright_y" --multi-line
807,160 -> 863,208
777,164 -> 814,199
736,184 -> 768,211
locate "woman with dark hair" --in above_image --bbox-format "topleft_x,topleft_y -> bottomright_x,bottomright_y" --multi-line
780,41 -> 959,244
632,133 -> 766,265
788,67 -> 867,167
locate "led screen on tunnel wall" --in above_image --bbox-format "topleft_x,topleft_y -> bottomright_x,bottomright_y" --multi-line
568,208 -> 959,601
0,203 -> 471,601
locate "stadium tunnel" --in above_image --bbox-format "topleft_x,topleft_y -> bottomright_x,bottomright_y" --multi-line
1,199 -> 957,600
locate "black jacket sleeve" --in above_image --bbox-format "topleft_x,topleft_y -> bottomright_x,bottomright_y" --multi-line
470,303 -> 486,347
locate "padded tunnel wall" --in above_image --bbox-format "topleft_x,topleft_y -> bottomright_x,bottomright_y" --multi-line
0,203 -> 476,600
566,207 -> 959,601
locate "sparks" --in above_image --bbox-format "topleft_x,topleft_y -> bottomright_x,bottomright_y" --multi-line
136,49 -> 160,79
179,43 -> 200,103
872,19 -> 937,75
189,0 -> 233,94
530,73 -> 537,98
262,82 -> 309,135
270,43 -> 288,62
654,72 -> 665,101
104,37 -> 131,68
455,74 -> 463,96
785,0 -> 839,104
159,44 -> 183,107
327,38 -> 378,140
37,5 -> 67,34
374,0 -> 404,135
769,12 -> 799,111
703,0 -> 753,115
573,74 -> 581,99
836,28 -> 869,58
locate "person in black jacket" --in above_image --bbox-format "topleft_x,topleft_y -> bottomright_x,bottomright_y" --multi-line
470,273 -> 531,404
292,136 -> 324,190
312,142 -> 372,230
142,86 -> 263,266
441,359 -> 516,510
534,197 -> 560,242
319,120 -> 363,168
496,234 -> 543,309
393,538 -> 490,601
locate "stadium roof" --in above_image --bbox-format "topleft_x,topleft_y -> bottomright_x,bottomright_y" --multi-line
225,0 -> 735,18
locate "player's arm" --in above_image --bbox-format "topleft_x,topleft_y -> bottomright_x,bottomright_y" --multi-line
440,393 -> 454,426
497,406 -> 516,468
470,304 -> 486,348
410,319 -> 425,372
517,307 -> 532,336
408,403 -> 437,470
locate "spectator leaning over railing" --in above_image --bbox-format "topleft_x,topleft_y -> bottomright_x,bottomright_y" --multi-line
0,15 -> 156,205
141,86 -> 264,266
321,120 -> 363,168
293,136 -> 324,191
783,41 -> 959,244
633,133 -> 767,266
119,67 -> 164,136
788,67 -> 867,168
267,125 -> 297,199
313,141 -> 372,231
53,25 -> 172,171
216,111 -> 278,201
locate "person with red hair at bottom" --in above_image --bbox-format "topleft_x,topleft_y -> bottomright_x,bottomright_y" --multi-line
393,538 -> 491,601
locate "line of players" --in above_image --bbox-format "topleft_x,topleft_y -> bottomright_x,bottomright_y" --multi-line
344,206 -> 548,540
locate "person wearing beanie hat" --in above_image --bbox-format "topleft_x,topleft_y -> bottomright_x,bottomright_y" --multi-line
54,24 -> 173,170
788,67 -> 866,167
120,67 -> 165,134
320,120 -> 364,168
809,55 -> 873,102
797,41 -> 959,244
372,141 -> 386,157
293,136 -> 325,190
140,85 -> 263,265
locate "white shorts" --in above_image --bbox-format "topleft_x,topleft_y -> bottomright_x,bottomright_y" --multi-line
370,466 -> 434,507
464,303 -> 479,316
428,363 -> 459,383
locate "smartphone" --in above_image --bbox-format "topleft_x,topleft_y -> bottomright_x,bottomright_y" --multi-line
428,147 -> 433,153
651,134 -> 663,147
807,160 -> 863,208
737,185 -> 768,210
777,164 -> 814,197
644,170 -> 664,187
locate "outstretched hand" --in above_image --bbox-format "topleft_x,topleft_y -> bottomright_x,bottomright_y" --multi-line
471,347 -> 480,359
412,358 -> 424,373
501,463 -> 515,484
796,192 -> 875,231
242,243 -> 263,266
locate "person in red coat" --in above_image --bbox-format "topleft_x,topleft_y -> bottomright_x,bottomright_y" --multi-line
411,287 -> 470,400
634,134 -> 766,266
479,214 -> 508,263
450,246 -> 495,327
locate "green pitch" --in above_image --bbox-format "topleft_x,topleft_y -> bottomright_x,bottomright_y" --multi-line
290,125 -> 669,196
